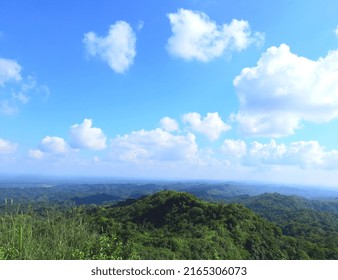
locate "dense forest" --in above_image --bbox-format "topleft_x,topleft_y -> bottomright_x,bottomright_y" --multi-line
1,181 -> 338,259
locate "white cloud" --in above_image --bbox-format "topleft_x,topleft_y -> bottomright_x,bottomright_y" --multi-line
248,139 -> 287,165
39,136 -> 69,154
29,136 -> 72,160
70,119 -> 107,150
83,21 -> 136,73
110,128 -> 197,163
224,139 -> 338,170
0,57 -> 22,115
234,44 -> 338,137
0,138 -> 17,153
167,8 -> 264,62
335,26 -> 338,37
221,139 -> 247,159
0,58 -> 48,115
182,112 -> 231,141
232,112 -> 300,138
28,149 -> 45,159
243,139 -> 338,169
284,141 -> 326,167
0,58 -> 22,86
160,116 -> 179,132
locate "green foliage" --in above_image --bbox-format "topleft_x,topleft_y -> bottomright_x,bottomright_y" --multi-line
0,204 -> 100,259
87,191 -> 294,259
230,193 -> 338,259
1,189 -> 338,260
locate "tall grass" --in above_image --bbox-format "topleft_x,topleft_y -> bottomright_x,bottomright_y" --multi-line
0,200 -> 140,260
0,201 -> 98,259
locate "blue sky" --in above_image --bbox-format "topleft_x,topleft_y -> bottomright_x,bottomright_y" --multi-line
1,0 -> 338,186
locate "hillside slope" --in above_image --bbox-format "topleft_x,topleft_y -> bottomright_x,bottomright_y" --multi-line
227,193 -> 338,259
88,191 -> 300,259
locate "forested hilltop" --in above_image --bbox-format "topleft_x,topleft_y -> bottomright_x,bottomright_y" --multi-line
1,184 -> 338,260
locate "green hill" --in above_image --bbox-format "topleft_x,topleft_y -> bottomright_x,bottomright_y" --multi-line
88,190 -> 298,259
227,193 -> 338,259
2,189 -> 338,259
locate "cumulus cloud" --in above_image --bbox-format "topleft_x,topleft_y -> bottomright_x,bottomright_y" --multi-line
0,58 -> 22,86
221,139 -> 247,159
83,21 -> 136,73
248,139 -> 287,165
167,8 -> 264,62
110,128 -> 197,163
160,116 -> 179,132
182,112 -> 231,141
247,139 -> 338,168
29,135 -> 73,160
220,138 -> 338,169
39,136 -> 69,154
28,149 -> 45,159
284,141 -> 328,167
70,119 -> 107,150
214,139 -> 338,170
233,44 -> 338,137
0,138 -> 17,153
